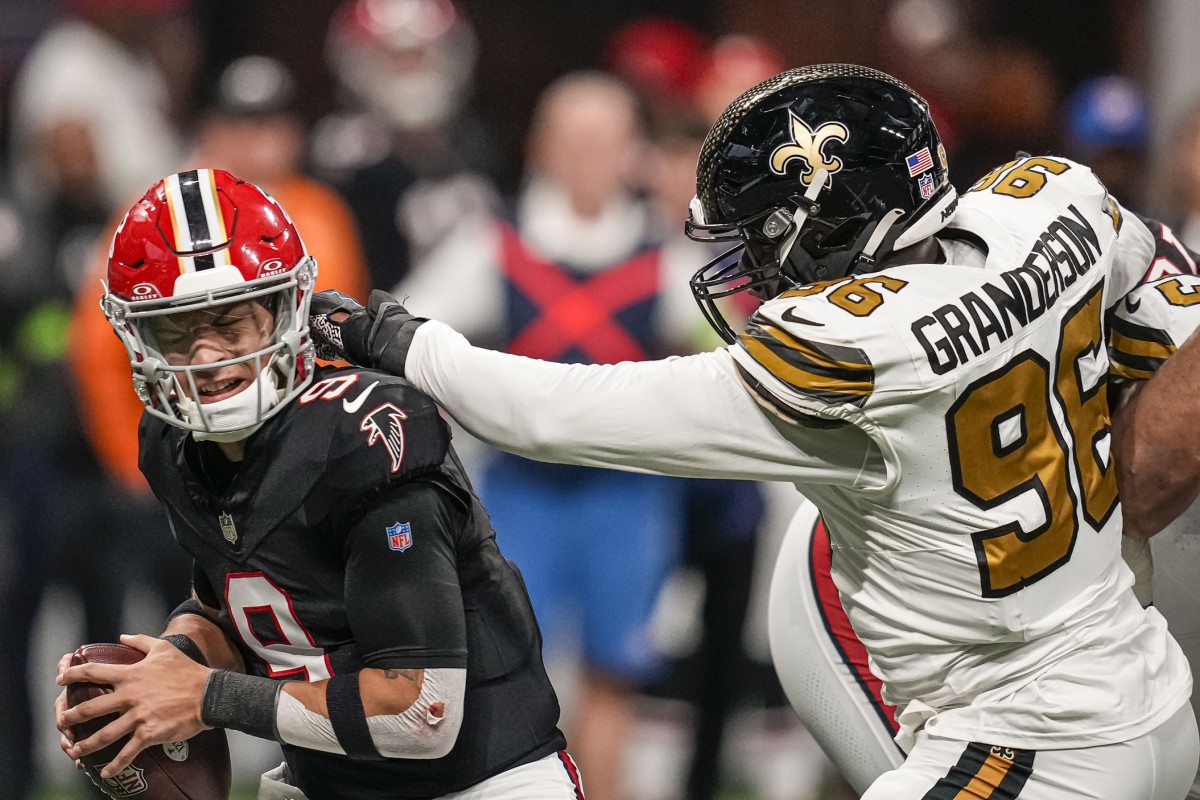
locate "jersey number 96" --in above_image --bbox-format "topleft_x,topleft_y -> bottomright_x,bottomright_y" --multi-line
946,283 -> 1117,597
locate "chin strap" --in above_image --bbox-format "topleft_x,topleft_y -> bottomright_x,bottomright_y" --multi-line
854,208 -> 908,270
777,168 -> 829,267
854,185 -> 959,272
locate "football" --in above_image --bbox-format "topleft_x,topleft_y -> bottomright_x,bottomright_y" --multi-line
66,643 -> 232,800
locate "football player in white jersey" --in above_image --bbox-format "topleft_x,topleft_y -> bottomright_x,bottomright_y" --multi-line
769,493 -> 1200,799
309,64 -> 1200,798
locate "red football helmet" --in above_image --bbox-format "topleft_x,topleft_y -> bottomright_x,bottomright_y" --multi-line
102,168 -> 317,439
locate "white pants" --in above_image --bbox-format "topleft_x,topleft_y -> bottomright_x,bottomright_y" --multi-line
257,751 -> 585,800
1151,508 -> 1200,800
863,702 -> 1198,800
769,503 -> 1200,799
767,502 -> 904,794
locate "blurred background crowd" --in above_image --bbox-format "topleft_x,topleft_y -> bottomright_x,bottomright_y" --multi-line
1,0 -> 1197,798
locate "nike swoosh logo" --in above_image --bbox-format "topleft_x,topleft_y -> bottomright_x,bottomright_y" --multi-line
781,307 -> 824,326
1125,295 -> 1142,314
343,381 -> 380,413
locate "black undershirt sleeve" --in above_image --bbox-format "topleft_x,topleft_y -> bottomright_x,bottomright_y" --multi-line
342,479 -> 468,670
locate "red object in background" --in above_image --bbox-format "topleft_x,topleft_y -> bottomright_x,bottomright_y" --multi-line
605,17 -> 708,104
692,34 -> 787,121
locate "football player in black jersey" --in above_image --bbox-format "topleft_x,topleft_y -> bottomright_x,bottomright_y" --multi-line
53,169 -> 583,800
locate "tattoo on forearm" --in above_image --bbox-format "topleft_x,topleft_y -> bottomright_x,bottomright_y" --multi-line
383,668 -> 418,681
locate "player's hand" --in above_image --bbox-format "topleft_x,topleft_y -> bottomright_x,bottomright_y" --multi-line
53,653 -> 85,771
309,289 -> 425,376
309,289 -> 371,363
56,634 -> 213,780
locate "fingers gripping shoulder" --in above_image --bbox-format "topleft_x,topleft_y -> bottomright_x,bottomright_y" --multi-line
309,289 -> 426,374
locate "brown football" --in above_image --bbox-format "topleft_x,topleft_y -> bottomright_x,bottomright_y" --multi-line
66,643 -> 232,800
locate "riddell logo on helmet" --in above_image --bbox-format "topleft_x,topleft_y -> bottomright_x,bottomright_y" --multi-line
769,113 -> 849,184
259,259 -> 287,275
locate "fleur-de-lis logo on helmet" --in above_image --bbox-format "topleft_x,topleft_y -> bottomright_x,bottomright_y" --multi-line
769,113 -> 850,184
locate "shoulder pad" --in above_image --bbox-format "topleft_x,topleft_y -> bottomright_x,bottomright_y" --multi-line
736,288 -> 879,411
1108,274 -> 1200,380
294,366 -> 451,501
953,156 -> 1112,255
736,260 -> 1059,417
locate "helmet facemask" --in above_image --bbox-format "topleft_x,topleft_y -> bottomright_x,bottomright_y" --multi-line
685,64 -> 958,344
104,257 -> 317,441
688,168 -> 846,342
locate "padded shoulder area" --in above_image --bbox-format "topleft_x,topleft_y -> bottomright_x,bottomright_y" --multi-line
294,366 -> 452,506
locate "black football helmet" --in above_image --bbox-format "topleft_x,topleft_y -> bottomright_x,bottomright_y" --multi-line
686,64 -> 957,342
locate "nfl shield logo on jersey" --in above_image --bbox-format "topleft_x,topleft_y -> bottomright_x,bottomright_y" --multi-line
387,522 -> 413,552
218,511 -> 238,544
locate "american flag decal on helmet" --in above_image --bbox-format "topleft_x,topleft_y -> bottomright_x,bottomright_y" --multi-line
163,169 -> 233,274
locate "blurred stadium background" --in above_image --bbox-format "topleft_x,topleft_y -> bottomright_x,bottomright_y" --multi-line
3,0 -> 1200,798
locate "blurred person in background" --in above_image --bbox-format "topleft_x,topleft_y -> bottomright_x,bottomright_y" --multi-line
8,0 -> 198,271
5,5 -> 204,787
0,117 -> 61,800
314,0 -> 505,291
69,53 -> 371,505
1063,75 -> 1151,208
191,55 -> 371,303
394,71 -> 687,800
692,34 -> 789,129
602,17 -> 707,132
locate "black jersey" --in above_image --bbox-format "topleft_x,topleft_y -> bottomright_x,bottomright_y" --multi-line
139,366 -> 565,799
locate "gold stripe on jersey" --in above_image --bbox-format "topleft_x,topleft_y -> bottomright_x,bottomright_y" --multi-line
1104,195 -> 1123,233
1108,314 -> 1176,381
952,751 -> 1015,799
921,743 -> 1035,800
1109,330 -> 1175,362
779,277 -> 848,299
1109,361 -> 1156,382
739,319 -> 874,407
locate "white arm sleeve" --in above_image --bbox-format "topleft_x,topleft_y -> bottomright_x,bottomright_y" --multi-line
276,668 -> 467,760
406,321 -> 877,486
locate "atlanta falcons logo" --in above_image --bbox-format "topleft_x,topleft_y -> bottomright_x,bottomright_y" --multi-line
360,403 -> 408,473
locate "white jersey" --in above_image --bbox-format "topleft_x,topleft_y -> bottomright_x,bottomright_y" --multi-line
404,156 -> 1197,749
